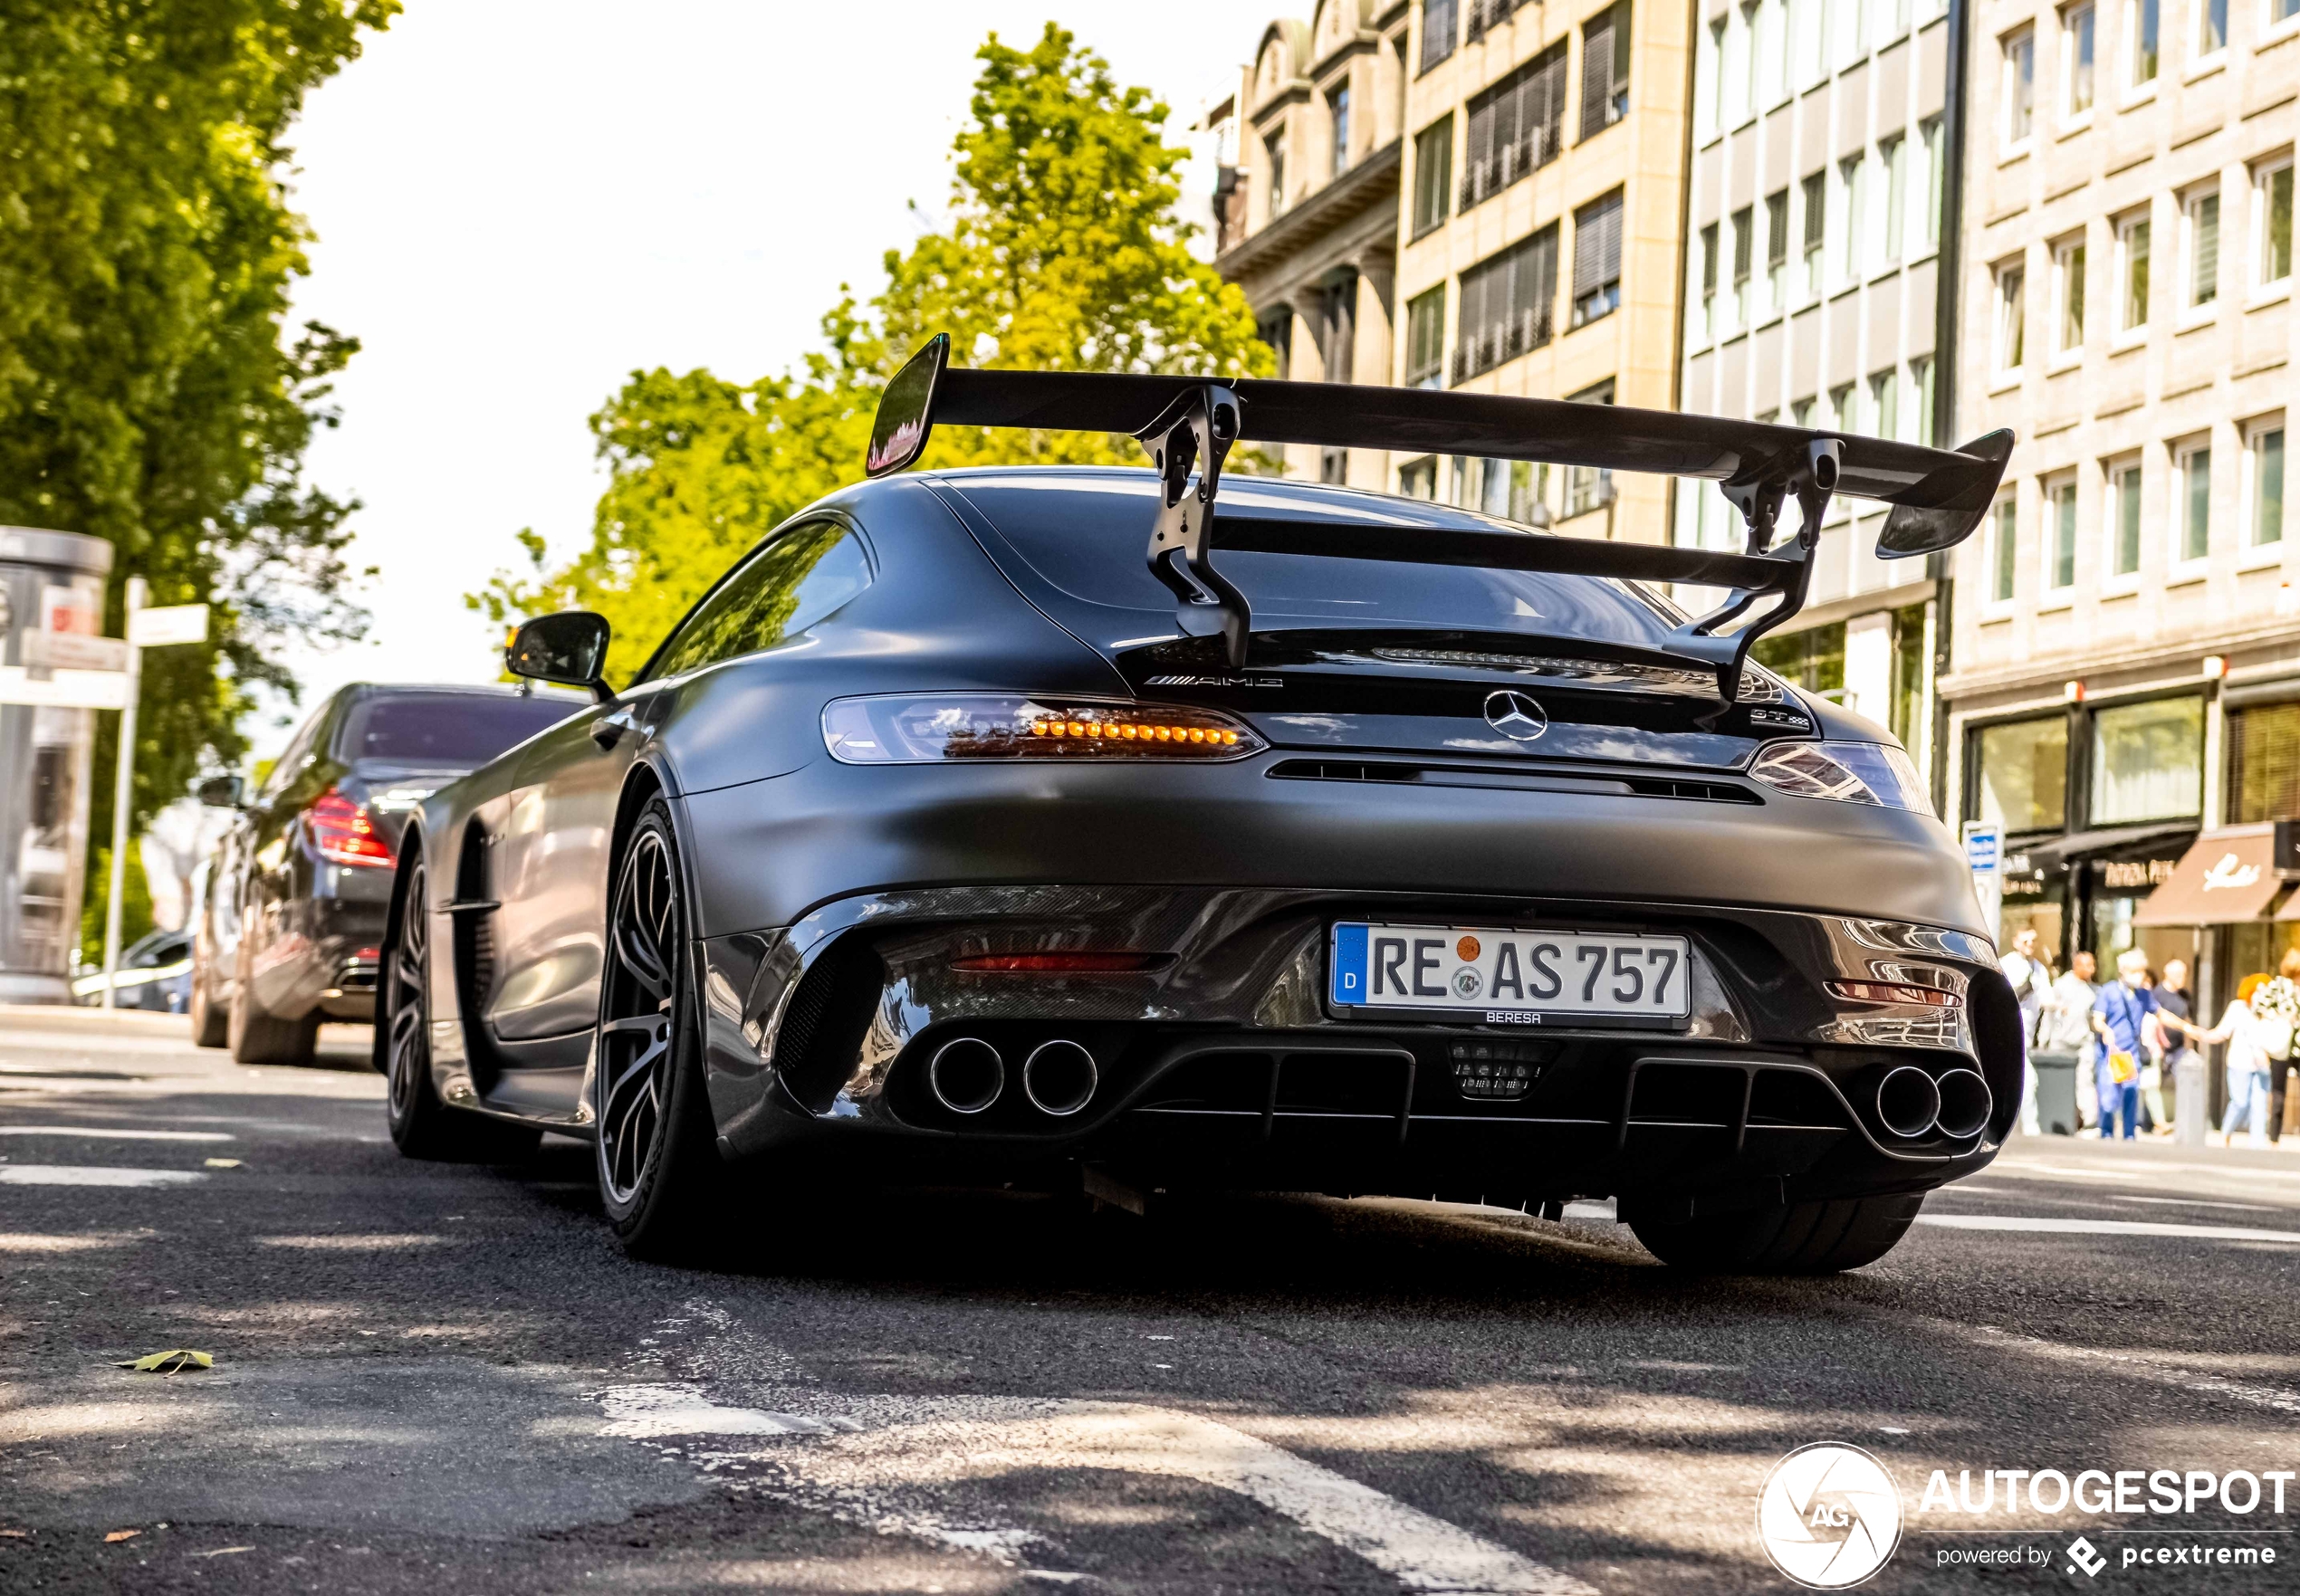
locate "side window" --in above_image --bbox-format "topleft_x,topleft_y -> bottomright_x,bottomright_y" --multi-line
651,523 -> 871,680
259,708 -> 326,799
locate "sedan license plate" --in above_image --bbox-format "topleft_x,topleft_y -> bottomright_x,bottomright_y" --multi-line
1328,922 -> 1691,1026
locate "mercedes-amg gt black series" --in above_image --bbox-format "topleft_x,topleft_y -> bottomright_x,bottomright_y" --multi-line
191,683 -> 583,1064
378,337 -> 2021,1272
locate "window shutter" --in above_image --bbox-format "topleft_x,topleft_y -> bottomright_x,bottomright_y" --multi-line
1580,5 -> 1617,139
1574,191 -> 1624,297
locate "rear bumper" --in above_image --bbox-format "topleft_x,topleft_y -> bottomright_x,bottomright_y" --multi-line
696,884 -> 2017,1211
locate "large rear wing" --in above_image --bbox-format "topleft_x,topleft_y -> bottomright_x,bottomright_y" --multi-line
864,333 -> 2011,702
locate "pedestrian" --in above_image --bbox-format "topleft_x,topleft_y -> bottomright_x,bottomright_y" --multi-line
1999,929 -> 2051,1134
2040,951 -> 2101,1131
2189,973 -> 2276,1146
2254,950 -> 2300,1143
2142,957 -> 2194,1138
2091,949 -> 2158,1142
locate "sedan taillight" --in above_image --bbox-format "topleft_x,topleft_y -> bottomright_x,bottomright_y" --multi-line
309,788 -> 394,867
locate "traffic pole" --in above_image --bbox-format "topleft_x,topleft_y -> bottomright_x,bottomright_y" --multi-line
100,576 -> 147,1010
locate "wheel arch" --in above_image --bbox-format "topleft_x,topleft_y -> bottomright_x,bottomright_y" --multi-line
370,817 -> 429,1076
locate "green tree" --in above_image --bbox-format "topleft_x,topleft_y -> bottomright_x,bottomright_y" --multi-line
473,23 -> 1270,683
0,0 -> 395,855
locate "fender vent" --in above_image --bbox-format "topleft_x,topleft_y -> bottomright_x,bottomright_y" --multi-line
771,938 -> 886,1114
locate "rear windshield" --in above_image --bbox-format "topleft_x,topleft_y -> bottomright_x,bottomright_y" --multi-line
946,472 -> 1687,647
339,693 -> 578,767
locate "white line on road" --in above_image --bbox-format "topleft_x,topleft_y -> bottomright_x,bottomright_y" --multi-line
1917,1214 -> 2300,1242
2109,1194 -> 2280,1213
0,1125 -> 233,1142
0,1164 -> 207,1188
595,1383 -> 849,1438
1997,1157 -> 2300,1183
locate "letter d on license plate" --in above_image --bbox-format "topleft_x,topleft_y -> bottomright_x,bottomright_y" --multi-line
1329,922 -> 1691,1023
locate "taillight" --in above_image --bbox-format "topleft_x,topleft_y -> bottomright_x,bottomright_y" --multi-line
821,694 -> 1264,763
309,788 -> 394,867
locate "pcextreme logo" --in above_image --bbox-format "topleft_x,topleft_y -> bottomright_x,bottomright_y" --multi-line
1757,1442 -> 1906,1589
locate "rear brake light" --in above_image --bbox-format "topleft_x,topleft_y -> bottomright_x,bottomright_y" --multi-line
822,695 -> 1264,763
309,788 -> 394,867
1827,980 -> 1963,1008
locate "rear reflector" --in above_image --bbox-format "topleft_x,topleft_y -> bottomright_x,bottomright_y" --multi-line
951,952 -> 1165,973
1827,980 -> 1962,1008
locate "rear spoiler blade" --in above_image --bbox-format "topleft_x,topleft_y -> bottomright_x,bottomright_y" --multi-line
865,334 -> 2014,699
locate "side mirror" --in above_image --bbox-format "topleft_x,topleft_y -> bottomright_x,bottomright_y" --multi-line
507,612 -> 615,703
195,775 -> 246,809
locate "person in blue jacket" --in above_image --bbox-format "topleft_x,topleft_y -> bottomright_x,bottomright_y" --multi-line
2091,948 -> 2159,1141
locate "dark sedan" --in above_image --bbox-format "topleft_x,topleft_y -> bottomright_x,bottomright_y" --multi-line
190,683 -> 582,1064
377,342 -> 2022,1273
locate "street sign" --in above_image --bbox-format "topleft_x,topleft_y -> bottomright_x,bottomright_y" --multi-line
128,602 -> 209,647
0,665 -> 130,709
22,630 -> 129,672
1962,823 -> 2002,876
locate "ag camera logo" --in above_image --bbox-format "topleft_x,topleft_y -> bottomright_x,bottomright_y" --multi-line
1757,1443 -> 1905,1589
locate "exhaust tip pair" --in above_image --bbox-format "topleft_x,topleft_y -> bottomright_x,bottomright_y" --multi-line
1877,1065 -> 1992,1140
927,1037 -> 1097,1118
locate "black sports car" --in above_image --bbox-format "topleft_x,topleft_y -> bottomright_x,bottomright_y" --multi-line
191,683 -> 584,1064
378,339 -> 2022,1272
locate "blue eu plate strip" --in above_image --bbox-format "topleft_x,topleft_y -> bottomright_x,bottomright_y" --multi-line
1329,922 -> 1368,1007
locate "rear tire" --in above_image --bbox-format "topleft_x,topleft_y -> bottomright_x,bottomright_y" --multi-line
188,960 -> 228,1048
380,853 -> 540,1164
593,800 -> 725,1262
1629,1193 -> 1922,1274
228,982 -> 318,1066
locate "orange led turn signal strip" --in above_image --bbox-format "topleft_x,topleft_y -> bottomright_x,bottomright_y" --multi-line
1030,719 -> 1241,746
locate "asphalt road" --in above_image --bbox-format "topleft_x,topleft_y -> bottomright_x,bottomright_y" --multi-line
5,1004 -> 2299,1595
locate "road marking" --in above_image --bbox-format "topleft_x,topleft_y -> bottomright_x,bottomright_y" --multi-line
595,1384 -> 848,1438
1948,1324 -> 2300,1421
0,1165 -> 206,1188
0,1125 -> 232,1142
2109,1194 -> 2280,1213
1998,1157 -> 2300,1183
1917,1214 -> 2300,1243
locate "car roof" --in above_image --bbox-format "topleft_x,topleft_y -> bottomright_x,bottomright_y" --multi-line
912,464 -> 1539,538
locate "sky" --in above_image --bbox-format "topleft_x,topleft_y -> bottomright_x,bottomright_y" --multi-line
269,0 -> 1264,757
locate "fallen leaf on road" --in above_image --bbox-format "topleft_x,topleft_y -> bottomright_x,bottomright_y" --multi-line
190,1546 -> 254,1558
203,1158 -> 244,1170
114,1350 -> 212,1374
104,1530 -> 139,1543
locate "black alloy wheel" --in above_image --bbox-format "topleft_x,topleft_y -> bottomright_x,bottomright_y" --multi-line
593,798 -> 723,1257
381,853 -> 536,1162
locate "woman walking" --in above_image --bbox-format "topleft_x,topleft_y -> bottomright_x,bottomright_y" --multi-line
2189,974 -> 2277,1147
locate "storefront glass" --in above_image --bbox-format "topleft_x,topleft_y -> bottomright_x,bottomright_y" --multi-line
2089,695 -> 2203,824
1970,714 -> 2068,833
2228,701 -> 2300,823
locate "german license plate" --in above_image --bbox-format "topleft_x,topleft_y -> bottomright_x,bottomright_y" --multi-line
1328,922 -> 1691,1024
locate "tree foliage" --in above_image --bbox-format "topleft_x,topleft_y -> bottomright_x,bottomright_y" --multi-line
0,0 -> 395,845
472,24 -> 1271,683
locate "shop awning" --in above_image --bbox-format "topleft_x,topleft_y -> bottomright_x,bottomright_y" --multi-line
2134,825 -> 2286,926
2017,822 -> 2199,874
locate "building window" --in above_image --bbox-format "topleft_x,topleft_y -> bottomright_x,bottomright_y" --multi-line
2276,0 -> 2300,27
1266,136 -> 1288,220
2063,4 -> 2095,117
2199,0 -> 2228,54
1765,188 -> 1790,311
1730,204 -> 1755,321
1970,714 -> 2069,832
1319,273 -> 1356,384
1828,381 -> 1856,435
2053,236 -> 2086,354
1454,227 -> 1558,379
2257,156 -> 2294,288
1328,86 -> 1352,177
1801,170 -> 1827,296
1991,497 -> 2019,601
2047,475 -> 2078,589
1412,116 -> 1453,238
2091,696 -> 2204,824
2184,186 -> 2219,311
1912,355 -> 1936,443
1789,0 -> 1824,86
1404,287 -> 1446,389
1839,155 -> 1867,282
1321,447 -> 1349,483
1399,456 -> 1438,499
1720,4 -> 1750,128
2247,416 -> 2286,546
1994,261 -> 2027,373
2003,27 -> 2036,147
1563,380 -> 1615,514
2128,0 -> 2160,83
1461,44 -> 1567,211
1422,0 -> 1460,72
2178,436 -> 2212,560
2116,210 -> 2151,330
1920,119 -> 1945,255
1880,134 -> 1907,263
2111,460 -> 2143,574
1580,2 -> 1632,141
1869,368 -> 1901,441
1570,190 -> 1624,326
2228,701 -> 2300,824
1258,311 -> 1293,380
1699,223 -> 1720,336
1751,622 -> 1847,700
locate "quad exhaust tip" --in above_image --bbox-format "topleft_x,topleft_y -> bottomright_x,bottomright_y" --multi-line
1023,1039 -> 1098,1117
928,1037 -> 1004,1114
1875,1066 -> 1943,1140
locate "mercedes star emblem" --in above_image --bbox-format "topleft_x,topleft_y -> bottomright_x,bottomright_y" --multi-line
1483,689 -> 1549,741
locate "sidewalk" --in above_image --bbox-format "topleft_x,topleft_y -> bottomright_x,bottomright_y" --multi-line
2006,1124 -> 2300,1172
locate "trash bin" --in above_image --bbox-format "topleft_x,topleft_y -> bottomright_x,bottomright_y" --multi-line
2174,1055 -> 2209,1146
2032,1051 -> 2080,1136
